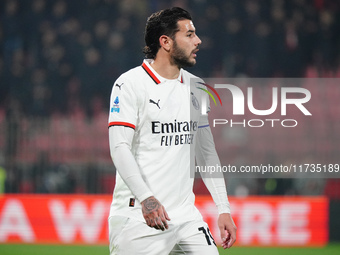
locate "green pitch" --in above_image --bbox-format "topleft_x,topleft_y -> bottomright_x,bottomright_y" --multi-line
0,243 -> 339,255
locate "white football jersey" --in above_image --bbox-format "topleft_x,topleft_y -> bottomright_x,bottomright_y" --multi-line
108,59 -> 210,224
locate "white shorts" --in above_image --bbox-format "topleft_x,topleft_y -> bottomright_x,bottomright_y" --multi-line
109,216 -> 219,255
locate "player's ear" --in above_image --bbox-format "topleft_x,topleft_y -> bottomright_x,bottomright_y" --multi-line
159,35 -> 172,52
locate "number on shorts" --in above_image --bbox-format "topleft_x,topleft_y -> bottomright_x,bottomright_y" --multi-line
198,226 -> 216,246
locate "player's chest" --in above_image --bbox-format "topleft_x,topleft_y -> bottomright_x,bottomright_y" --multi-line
144,82 -> 198,122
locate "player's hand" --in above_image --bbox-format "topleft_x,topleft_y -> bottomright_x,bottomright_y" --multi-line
141,196 -> 171,231
218,213 -> 237,249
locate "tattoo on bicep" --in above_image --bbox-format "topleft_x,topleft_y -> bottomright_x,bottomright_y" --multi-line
143,197 -> 160,213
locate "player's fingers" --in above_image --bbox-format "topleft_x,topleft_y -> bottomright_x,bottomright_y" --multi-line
159,212 -> 168,230
155,217 -> 165,231
227,227 -> 237,248
227,225 -> 237,248
227,237 -> 236,248
219,222 -> 229,249
162,218 -> 168,230
219,225 -> 227,241
148,215 -> 158,228
145,217 -> 152,228
149,217 -> 160,230
163,206 -> 171,221
221,232 -> 230,249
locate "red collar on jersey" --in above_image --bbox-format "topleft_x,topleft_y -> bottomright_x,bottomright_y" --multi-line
142,62 -> 183,84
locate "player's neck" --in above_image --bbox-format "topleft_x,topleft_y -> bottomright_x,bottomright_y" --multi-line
150,55 -> 180,80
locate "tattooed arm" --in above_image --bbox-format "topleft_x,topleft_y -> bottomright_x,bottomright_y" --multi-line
109,127 -> 171,230
141,196 -> 171,231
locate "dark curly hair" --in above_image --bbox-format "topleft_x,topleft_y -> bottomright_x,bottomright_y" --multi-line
143,7 -> 192,59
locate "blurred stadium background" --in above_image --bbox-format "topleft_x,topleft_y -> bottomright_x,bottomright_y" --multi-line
0,0 -> 340,252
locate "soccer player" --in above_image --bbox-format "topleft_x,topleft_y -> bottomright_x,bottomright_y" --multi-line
108,7 -> 236,255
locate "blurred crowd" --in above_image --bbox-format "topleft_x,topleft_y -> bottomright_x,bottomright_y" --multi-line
1,0 -> 149,118
1,0 -> 339,117
0,0 -> 340,195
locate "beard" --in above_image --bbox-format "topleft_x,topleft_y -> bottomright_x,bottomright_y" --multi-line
170,40 -> 196,69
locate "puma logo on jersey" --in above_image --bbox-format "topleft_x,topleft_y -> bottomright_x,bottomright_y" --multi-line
149,99 -> 160,109
115,83 -> 124,90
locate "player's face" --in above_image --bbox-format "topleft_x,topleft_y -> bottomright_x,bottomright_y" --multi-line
170,19 -> 201,68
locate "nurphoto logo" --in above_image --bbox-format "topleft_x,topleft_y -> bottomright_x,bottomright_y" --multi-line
195,78 -> 312,128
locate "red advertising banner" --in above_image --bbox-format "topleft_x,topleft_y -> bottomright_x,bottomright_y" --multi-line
0,195 -> 328,246
0,195 -> 111,244
196,196 -> 329,246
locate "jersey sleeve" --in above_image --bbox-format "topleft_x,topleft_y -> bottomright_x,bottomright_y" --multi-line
108,75 -> 153,202
194,80 -> 230,213
195,125 -> 231,214
108,76 -> 138,129
109,126 -> 154,202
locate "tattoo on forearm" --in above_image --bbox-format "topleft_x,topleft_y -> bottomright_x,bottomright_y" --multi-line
143,197 -> 160,213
